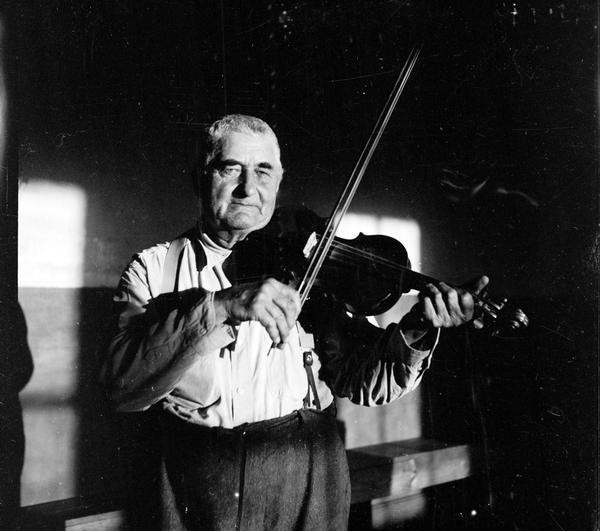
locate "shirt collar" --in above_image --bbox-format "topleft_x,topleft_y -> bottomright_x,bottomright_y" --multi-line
196,222 -> 232,269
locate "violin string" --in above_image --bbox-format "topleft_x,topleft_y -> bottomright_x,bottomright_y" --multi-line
322,236 -> 414,273
318,236 -> 497,310
322,247 -> 499,314
231,237 -> 498,313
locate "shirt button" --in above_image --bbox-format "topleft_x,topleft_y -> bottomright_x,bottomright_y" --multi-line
236,387 -> 245,395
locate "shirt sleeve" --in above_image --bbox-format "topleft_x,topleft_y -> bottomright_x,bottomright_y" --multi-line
315,307 -> 439,407
99,252 -> 234,412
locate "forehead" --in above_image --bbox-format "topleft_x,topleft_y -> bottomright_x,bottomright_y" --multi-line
218,131 -> 280,165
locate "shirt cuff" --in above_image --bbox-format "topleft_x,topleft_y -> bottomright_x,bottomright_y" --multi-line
184,290 -> 238,353
397,327 -> 440,365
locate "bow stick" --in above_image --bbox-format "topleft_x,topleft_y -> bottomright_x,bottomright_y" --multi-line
297,44 -> 423,308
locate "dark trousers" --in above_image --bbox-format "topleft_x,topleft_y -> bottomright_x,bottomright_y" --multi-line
151,406 -> 350,531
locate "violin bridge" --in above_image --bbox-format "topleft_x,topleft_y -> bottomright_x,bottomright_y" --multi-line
302,232 -> 318,259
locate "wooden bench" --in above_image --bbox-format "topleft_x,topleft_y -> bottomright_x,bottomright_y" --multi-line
19,439 -> 478,530
348,438 -> 476,504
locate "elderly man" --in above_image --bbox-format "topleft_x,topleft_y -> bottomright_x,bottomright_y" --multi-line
101,114 -> 486,530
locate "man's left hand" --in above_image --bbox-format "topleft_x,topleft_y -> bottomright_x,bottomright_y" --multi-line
400,275 -> 489,344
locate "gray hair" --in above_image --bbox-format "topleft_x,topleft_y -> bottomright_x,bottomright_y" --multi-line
193,114 -> 281,195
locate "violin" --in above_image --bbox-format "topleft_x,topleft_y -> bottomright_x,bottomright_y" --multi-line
230,207 -> 529,337
231,44 -> 528,338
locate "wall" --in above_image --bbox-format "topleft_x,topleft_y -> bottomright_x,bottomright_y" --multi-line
11,1 -> 598,529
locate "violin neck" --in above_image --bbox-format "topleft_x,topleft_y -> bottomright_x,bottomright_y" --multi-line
402,269 -> 503,313
401,269 -> 441,291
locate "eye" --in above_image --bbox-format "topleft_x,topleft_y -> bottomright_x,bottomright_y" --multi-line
220,165 -> 241,178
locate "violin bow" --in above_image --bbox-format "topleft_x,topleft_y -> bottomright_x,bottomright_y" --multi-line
297,44 -> 423,308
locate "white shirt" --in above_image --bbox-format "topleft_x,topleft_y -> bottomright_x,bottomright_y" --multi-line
101,230 -> 436,428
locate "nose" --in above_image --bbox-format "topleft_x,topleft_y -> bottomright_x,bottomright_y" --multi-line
235,168 -> 258,197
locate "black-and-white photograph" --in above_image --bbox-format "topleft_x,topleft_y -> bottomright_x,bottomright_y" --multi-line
1,1 -> 597,529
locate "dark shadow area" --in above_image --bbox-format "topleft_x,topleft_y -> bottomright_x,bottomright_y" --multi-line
77,287 -> 217,529
75,287 -> 124,498
1,7 -> 32,529
18,287 -> 167,528
423,292 -> 598,530
350,479 -> 492,531
0,302 -> 33,529
13,1 -> 599,529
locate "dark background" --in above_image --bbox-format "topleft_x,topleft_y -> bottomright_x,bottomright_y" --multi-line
2,1 -> 597,529
14,0 -> 598,295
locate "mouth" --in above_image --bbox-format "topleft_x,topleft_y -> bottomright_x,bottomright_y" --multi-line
231,202 -> 260,210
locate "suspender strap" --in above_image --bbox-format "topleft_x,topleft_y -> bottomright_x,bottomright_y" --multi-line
161,227 -> 206,295
298,327 -> 321,410
162,228 -> 321,411
302,351 -> 322,411
160,235 -> 189,295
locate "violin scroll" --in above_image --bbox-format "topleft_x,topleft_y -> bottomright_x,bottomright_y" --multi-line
475,295 -> 529,337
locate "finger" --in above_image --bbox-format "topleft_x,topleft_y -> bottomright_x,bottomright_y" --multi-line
418,293 -> 444,328
250,285 -> 282,343
272,287 -> 301,330
425,283 -> 453,327
266,305 -> 291,344
464,275 -> 489,295
438,282 -> 466,326
458,290 -> 475,321
473,318 -> 484,329
263,279 -> 300,321
256,309 -> 284,346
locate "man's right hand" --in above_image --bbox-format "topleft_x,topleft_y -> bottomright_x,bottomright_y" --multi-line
213,278 -> 301,348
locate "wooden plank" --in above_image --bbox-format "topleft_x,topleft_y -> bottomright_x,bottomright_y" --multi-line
19,494 -> 125,530
347,438 -> 475,504
20,439 -> 477,527
66,510 -> 126,530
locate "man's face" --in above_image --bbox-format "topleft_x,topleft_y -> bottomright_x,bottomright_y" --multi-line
203,131 -> 282,245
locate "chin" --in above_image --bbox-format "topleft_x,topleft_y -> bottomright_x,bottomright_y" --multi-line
227,214 -> 265,231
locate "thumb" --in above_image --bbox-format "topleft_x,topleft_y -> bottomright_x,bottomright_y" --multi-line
463,275 -> 489,295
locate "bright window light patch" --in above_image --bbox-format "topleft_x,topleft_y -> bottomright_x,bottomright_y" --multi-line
18,180 -> 87,288
336,213 -> 421,324
337,213 -> 421,272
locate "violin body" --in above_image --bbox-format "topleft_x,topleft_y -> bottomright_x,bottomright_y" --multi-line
231,207 -> 413,315
228,207 -> 411,315
228,47 -> 527,336
229,207 -> 529,336
228,43 -> 528,336
314,232 -> 411,315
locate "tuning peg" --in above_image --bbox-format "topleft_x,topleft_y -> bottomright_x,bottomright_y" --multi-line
490,306 -> 530,337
